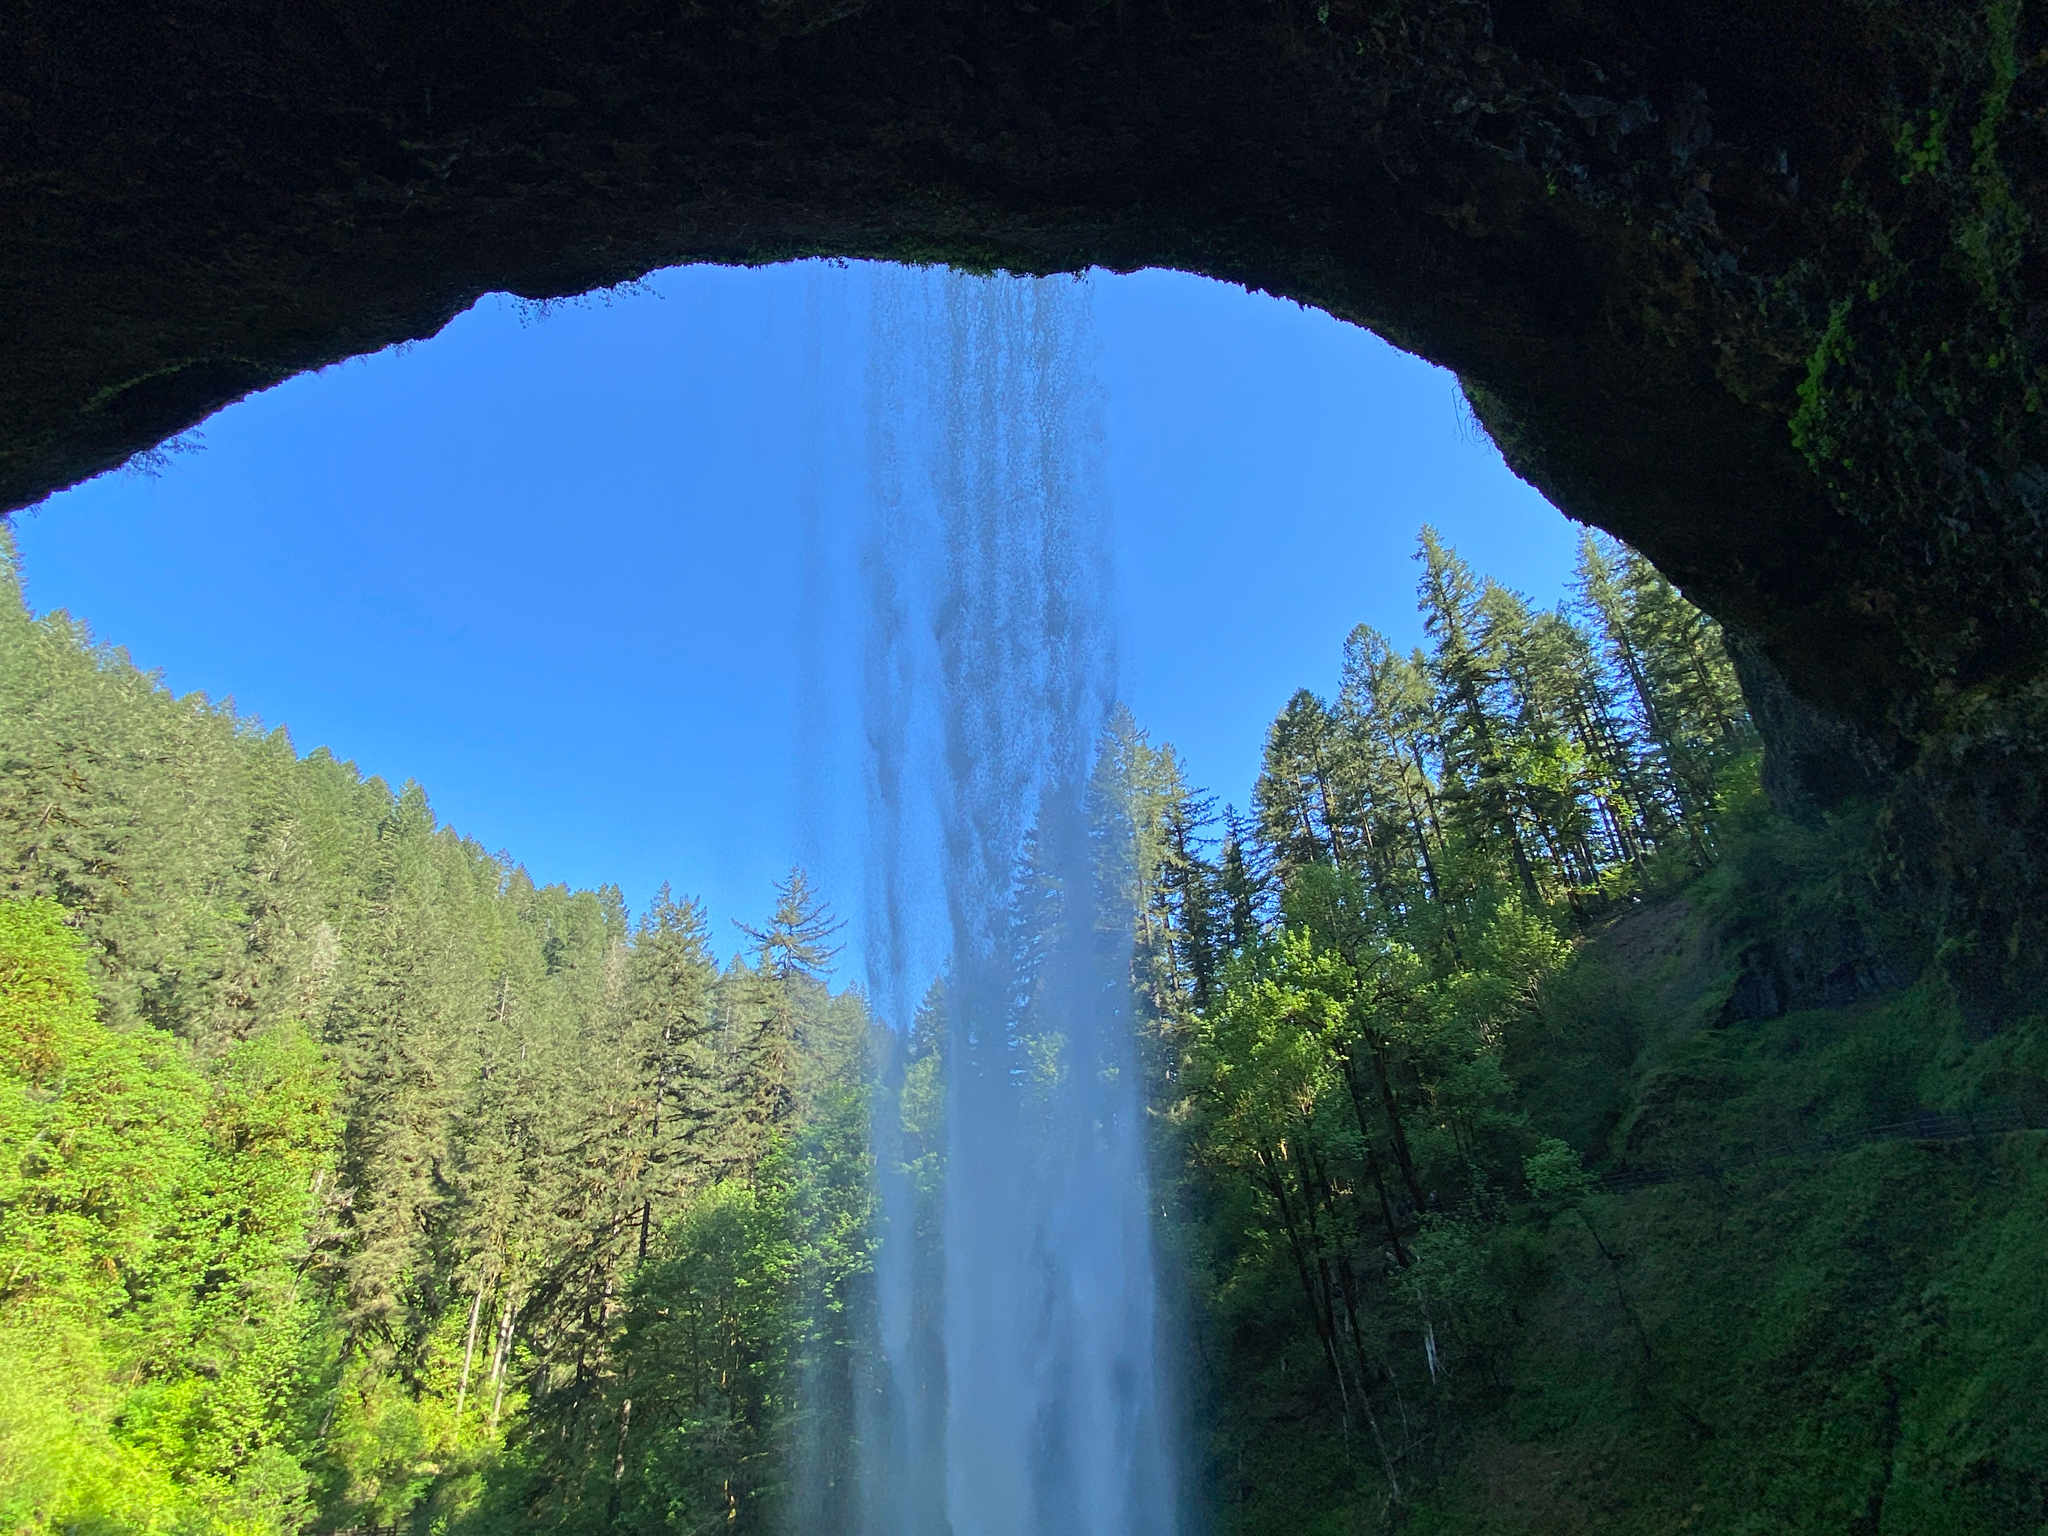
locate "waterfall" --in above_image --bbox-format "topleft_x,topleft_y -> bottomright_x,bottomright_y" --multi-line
857,268 -> 1177,1536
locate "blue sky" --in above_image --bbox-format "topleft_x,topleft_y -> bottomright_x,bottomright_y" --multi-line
10,264 -> 1579,954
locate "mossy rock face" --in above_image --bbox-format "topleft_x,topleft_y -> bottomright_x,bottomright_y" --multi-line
1442,877 -> 2048,1536
4,0 -> 2045,984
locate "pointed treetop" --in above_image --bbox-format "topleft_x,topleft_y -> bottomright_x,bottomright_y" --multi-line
640,882 -> 710,945
1414,526 -> 1483,655
735,866 -> 847,982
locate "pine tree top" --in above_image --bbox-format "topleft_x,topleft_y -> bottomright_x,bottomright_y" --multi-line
735,866 -> 847,982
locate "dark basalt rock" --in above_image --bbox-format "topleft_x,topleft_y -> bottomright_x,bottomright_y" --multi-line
4,0 -> 2044,999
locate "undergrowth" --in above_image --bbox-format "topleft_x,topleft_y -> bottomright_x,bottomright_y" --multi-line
1211,785 -> 2048,1534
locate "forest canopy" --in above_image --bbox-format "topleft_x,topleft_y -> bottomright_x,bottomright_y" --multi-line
3,522 -> 2043,1535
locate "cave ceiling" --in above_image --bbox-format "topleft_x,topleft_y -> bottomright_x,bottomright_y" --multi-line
5,0 -> 2045,808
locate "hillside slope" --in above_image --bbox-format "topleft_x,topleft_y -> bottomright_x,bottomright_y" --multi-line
1207,805 -> 2048,1534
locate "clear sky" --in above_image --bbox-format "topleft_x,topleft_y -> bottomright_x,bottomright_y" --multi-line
9,264 -> 1580,954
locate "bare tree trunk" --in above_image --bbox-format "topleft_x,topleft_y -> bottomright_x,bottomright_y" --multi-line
608,1394 -> 636,1520
1255,1146 -> 1345,1400
452,1282 -> 486,1448
1371,1043 -> 1427,1212
487,1293 -> 521,1435
1365,1146 -> 1412,1269
1340,1045 -> 1427,1215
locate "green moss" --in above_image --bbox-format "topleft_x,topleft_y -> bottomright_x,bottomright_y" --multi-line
1789,296 -> 1857,469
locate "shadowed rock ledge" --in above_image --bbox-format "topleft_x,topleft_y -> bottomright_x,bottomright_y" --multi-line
5,0 -> 2044,995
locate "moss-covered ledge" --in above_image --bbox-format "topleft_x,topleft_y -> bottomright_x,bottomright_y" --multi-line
4,0 -> 2044,988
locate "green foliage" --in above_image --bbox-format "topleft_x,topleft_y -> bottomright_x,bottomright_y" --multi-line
1143,525 -> 2045,1531
7,502 -> 2043,1535
0,896 -> 331,1535
0,531 -> 880,1533
1519,1137 -> 1590,1207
